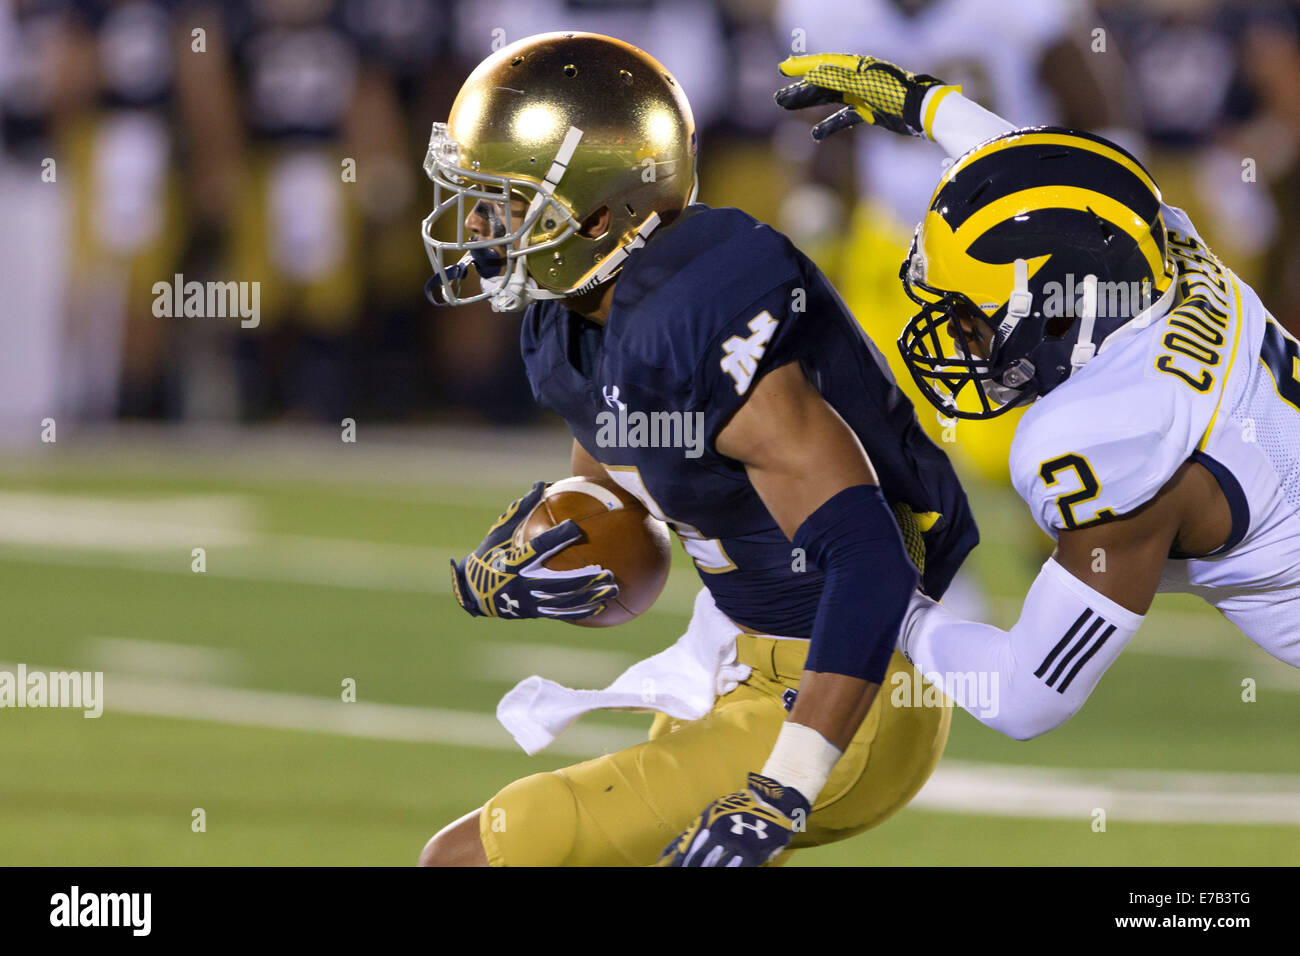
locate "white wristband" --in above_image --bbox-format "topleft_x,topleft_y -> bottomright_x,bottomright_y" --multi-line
759,720 -> 843,805
923,88 -> 1015,159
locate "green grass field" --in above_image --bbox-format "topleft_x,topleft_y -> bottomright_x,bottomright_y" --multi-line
2,426 -> 1297,865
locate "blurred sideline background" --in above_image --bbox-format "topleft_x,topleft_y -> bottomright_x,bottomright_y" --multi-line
1,0 -> 1298,864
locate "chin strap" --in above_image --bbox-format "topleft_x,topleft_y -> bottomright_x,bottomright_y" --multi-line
482,255 -> 535,312
1072,265 -> 1180,365
479,210 -> 666,312
997,257 -> 1034,345
569,212 -> 662,296
1070,274 -> 1100,370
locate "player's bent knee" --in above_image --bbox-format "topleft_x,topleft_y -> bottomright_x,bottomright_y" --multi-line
419,808 -> 489,867
480,771 -> 580,867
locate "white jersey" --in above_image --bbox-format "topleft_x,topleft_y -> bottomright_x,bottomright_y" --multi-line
1010,205 -> 1300,666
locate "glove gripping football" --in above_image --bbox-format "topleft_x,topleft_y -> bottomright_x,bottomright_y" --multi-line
449,481 -> 619,621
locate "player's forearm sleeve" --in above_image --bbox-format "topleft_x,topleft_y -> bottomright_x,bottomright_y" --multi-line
793,484 -> 918,684
898,558 -> 1144,740
921,87 -> 1015,159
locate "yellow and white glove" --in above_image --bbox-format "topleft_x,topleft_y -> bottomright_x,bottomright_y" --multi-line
774,52 -> 959,141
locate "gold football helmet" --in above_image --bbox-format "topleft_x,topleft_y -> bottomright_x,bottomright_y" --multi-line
421,32 -> 698,312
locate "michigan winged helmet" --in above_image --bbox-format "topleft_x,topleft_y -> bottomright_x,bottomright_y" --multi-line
421,32 -> 698,312
898,127 -> 1179,419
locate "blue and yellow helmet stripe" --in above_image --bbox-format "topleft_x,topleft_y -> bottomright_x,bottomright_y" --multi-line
898,127 -> 1176,420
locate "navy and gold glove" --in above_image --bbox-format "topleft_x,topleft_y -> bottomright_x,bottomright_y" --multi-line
774,52 -> 955,141
450,481 -> 618,621
656,773 -> 812,867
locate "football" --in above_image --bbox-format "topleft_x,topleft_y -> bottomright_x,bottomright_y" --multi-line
514,475 -> 672,627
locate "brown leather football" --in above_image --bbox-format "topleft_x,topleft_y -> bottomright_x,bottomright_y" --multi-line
514,475 -> 672,627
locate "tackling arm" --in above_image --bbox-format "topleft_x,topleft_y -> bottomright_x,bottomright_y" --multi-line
901,460 -> 1229,739
774,53 -> 1015,158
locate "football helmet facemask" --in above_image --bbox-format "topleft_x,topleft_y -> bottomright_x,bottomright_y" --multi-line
897,127 -> 1179,420
421,32 -> 698,312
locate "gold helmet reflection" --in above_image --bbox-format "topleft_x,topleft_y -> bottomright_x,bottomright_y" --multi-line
421,32 -> 698,311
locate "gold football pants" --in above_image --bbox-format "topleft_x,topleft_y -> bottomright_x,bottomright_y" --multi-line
479,634 -> 950,866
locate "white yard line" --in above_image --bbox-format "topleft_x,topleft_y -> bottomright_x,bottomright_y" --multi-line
1,492 -> 1290,661
912,760 -> 1300,825
0,492 -> 255,550
0,533 -> 706,611
0,423 -> 573,492
0,535 -> 457,595
4,659 -> 1296,825
108,675 -> 639,759
0,661 -> 638,760
83,637 -> 247,684
473,641 -> 642,687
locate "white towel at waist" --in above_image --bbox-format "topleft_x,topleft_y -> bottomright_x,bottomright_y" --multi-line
497,588 -> 795,755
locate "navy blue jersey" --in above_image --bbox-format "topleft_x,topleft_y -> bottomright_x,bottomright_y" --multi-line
521,205 -> 978,637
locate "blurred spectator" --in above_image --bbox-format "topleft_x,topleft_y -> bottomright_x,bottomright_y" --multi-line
1232,2 -> 1300,337
0,0 -> 73,440
2,0 -> 1294,435
1098,0 -> 1285,291
219,0 -> 380,421
1,0 -> 245,428
341,0 -> 449,419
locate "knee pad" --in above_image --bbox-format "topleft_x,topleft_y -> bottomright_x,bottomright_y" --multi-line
480,771 -> 580,867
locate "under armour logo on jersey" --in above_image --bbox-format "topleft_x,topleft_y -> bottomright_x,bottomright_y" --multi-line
720,311 -> 780,395
602,385 -> 627,410
729,815 -> 768,839
1035,608 -> 1117,693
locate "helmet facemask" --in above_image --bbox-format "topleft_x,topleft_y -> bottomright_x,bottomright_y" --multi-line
421,122 -> 585,313
897,237 -> 1036,421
